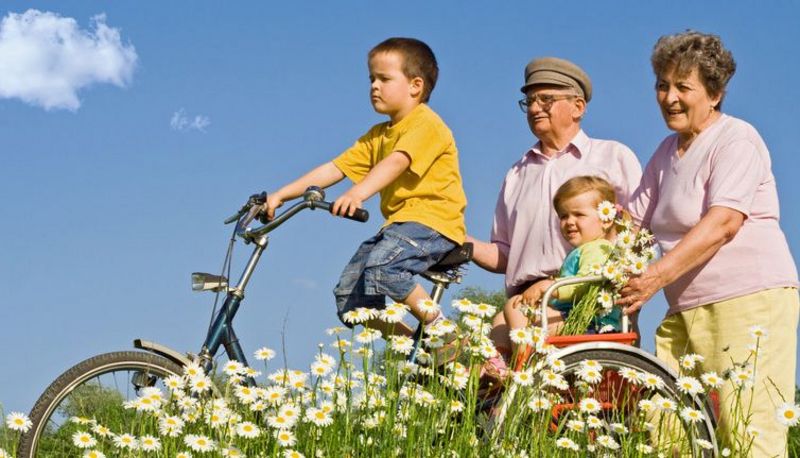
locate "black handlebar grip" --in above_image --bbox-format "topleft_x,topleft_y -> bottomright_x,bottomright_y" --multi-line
347,208 -> 369,223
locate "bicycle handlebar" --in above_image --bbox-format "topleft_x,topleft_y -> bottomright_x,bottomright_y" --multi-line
230,187 -> 369,241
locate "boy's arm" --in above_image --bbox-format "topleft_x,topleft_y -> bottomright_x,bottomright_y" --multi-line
331,150 -> 411,217
265,161 -> 345,219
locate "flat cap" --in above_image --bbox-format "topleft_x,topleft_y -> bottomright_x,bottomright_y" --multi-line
521,57 -> 592,102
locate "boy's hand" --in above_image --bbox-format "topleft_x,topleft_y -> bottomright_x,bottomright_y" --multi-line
332,188 -> 366,218
261,193 -> 284,221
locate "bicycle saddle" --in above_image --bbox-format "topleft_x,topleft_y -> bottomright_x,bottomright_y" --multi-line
424,242 -> 473,274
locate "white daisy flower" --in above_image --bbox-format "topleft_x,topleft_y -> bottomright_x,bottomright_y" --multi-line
449,400 -> 465,413
610,423 -> 628,434
566,420 -> 585,432
140,435 -> 161,452
325,326 -> 346,336
676,376 -> 704,395
416,299 -> 441,316
221,447 -> 244,457
471,302 -> 496,319
776,402 -> 800,427
596,434 -> 620,450
627,255 -> 648,275
512,369 -> 534,386
183,361 -> 205,378
72,431 -> 97,449
283,450 -> 305,458
596,201 -> 617,222
577,366 -> 603,384
619,367 -> 641,384
355,328 -> 382,344
636,443 -> 654,454
641,373 -> 665,390
700,371 -> 723,388
222,360 -> 245,376
275,429 -> 297,447
638,399 -> 656,413
184,434 -> 215,452
452,298 -> 474,312
158,415 -> 185,437
306,408 -> 334,427
509,327 -> 533,345
658,398 -> 677,412
555,437 -> 579,451
680,407 -> 705,423
586,415 -> 603,429
82,450 -> 106,458
254,347 -> 275,361
389,335 -> 415,355
579,397 -> 601,414
189,375 -> 213,394
5,412 -> 32,433
528,396 -> 552,412
113,433 -> 139,450
310,360 -> 333,377
91,424 -> 112,437
231,420 -> 258,438
679,353 -> 704,371
596,289 -> 614,310
749,325 -> 768,340
378,303 -> 408,323
616,230 -> 635,249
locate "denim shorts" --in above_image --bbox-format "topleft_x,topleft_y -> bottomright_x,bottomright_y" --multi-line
333,221 -> 456,326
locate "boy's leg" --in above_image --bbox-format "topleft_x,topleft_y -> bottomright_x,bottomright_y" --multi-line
333,235 -> 388,327
362,223 -> 456,327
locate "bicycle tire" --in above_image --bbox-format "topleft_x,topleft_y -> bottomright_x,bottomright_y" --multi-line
558,348 -> 717,457
18,351 -> 183,458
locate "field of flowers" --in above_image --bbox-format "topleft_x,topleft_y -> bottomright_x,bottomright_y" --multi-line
2,292 -> 799,457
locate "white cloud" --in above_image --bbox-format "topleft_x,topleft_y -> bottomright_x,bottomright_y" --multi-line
170,108 -> 210,132
0,9 -> 137,111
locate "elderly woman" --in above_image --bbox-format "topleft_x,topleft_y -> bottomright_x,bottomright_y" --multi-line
620,31 -> 799,456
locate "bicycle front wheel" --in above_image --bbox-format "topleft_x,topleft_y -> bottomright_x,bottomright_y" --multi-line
18,351 -> 183,458
557,348 -> 717,457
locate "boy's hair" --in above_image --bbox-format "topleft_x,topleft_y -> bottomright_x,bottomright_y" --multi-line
553,176 -> 616,214
369,37 -> 438,103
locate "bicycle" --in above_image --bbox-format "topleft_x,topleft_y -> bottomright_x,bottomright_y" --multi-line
17,187 -> 474,457
488,275 -> 719,457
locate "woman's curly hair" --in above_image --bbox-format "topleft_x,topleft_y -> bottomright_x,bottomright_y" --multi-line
651,31 -> 737,109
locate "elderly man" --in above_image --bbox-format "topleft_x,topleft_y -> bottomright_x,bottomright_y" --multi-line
468,57 -> 642,373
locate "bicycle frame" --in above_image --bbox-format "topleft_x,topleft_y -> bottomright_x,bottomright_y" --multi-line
136,188 -> 369,383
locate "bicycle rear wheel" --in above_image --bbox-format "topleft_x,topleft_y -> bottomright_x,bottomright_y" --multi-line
18,351 -> 183,458
557,348 -> 717,457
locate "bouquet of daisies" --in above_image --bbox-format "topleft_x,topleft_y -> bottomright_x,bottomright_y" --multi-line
558,201 -> 658,336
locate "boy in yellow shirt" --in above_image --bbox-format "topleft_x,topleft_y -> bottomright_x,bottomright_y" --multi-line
262,37 -> 466,337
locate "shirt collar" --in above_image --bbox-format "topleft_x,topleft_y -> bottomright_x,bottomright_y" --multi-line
525,129 -> 588,161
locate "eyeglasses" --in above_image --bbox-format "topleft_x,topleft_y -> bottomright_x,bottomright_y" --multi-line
518,93 -> 578,112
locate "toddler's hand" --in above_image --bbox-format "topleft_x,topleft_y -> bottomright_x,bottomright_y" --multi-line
520,278 -> 555,307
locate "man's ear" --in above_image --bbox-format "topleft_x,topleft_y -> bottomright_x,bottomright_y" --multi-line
409,76 -> 424,99
572,97 -> 587,120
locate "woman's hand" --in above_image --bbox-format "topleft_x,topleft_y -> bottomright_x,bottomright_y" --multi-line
617,264 -> 665,315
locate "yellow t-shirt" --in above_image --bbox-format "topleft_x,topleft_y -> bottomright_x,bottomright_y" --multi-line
332,104 -> 466,244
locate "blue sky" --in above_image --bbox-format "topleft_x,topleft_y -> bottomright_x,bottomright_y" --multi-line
1,2 -> 798,414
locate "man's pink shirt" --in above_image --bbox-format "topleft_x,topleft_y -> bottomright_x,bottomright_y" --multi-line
629,114 -> 798,314
491,130 -> 642,295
